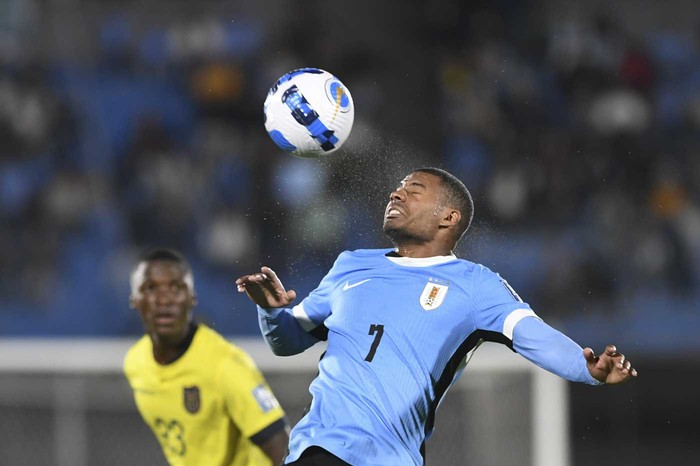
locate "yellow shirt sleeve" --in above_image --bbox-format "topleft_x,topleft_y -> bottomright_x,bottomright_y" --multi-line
219,348 -> 286,440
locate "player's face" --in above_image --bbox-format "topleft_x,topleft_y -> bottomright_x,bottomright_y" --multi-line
383,172 -> 445,244
131,260 -> 195,343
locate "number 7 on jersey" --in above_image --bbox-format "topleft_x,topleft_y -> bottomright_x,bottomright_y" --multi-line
364,324 -> 384,362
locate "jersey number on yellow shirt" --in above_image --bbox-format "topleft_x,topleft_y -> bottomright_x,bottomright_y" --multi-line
154,417 -> 186,456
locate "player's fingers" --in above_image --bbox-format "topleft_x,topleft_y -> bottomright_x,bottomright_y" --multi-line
605,344 -> 617,356
287,289 -> 297,302
247,272 -> 268,283
616,353 -> 626,368
236,274 -> 260,291
235,275 -> 258,292
260,266 -> 278,280
235,275 -> 251,285
622,359 -> 635,374
583,347 -> 596,362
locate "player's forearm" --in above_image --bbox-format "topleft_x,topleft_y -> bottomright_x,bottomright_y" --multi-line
257,427 -> 289,464
512,317 -> 601,385
257,306 -> 320,356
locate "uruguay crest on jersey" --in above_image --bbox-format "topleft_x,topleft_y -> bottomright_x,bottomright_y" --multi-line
420,278 -> 449,310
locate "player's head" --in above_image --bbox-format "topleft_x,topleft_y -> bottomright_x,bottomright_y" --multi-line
383,167 -> 473,249
129,248 -> 197,342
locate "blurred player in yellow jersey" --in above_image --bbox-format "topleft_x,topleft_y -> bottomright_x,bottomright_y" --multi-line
124,248 -> 289,466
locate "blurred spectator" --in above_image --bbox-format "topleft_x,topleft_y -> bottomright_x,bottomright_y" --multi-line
1,0 -> 699,351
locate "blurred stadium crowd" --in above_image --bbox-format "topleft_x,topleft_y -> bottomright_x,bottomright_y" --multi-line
1,1 -> 699,351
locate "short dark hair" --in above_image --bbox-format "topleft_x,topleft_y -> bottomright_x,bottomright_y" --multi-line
413,167 -> 474,242
139,248 -> 191,269
130,248 -> 194,294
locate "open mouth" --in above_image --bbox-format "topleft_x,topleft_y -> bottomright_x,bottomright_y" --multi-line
153,313 -> 177,325
385,206 -> 403,218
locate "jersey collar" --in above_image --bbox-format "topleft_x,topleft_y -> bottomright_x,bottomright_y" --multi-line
385,251 -> 457,267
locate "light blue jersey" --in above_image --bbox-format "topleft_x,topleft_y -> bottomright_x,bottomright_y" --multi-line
258,249 -> 599,466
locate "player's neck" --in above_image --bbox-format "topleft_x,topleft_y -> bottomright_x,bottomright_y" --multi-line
151,322 -> 197,365
394,242 -> 453,258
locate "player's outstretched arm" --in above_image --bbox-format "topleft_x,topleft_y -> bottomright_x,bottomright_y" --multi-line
237,267 -> 319,356
584,344 -> 638,384
236,267 -> 297,309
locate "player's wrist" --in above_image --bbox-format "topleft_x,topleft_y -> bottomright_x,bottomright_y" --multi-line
256,304 -> 286,314
587,370 -> 606,386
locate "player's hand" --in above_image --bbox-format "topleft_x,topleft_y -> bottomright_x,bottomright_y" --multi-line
584,345 -> 638,384
236,267 -> 297,309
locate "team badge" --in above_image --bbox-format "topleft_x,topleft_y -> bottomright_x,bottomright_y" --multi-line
183,386 -> 200,414
419,278 -> 449,311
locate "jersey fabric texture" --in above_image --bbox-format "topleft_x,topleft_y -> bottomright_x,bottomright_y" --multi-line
124,324 -> 286,466
258,249 -> 599,466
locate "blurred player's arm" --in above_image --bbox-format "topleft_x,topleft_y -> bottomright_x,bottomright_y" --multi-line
221,350 -> 290,463
512,316 -> 638,384
251,420 -> 289,464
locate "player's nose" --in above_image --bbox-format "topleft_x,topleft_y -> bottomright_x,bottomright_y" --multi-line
389,188 -> 405,202
155,289 -> 174,305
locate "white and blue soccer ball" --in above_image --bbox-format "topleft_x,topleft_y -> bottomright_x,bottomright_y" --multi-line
263,68 -> 354,159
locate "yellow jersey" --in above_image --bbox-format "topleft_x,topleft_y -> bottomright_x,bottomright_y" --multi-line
124,324 -> 286,466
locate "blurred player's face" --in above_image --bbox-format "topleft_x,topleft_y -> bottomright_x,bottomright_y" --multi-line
383,172 -> 446,245
130,260 -> 196,344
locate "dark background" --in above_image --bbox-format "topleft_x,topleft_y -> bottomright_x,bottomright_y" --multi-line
1,0 -> 699,464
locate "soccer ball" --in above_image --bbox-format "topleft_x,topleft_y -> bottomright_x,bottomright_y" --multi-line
263,68 -> 354,159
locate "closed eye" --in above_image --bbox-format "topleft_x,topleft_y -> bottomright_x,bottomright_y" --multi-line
399,181 -> 427,192
406,184 -> 426,195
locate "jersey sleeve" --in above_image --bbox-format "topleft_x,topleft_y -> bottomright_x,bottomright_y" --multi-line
258,306 -> 323,356
219,349 -> 287,440
511,317 -> 601,385
258,252 -> 349,355
471,265 -> 536,347
470,266 -> 600,384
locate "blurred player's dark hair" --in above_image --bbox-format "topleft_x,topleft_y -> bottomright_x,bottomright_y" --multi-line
139,248 -> 192,270
130,247 -> 195,295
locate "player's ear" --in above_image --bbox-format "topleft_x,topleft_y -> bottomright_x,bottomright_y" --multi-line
129,294 -> 137,309
439,209 -> 461,228
191,291 -> 198,308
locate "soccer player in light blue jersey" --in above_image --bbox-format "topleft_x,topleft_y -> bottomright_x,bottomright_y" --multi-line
236,167 -> 637,466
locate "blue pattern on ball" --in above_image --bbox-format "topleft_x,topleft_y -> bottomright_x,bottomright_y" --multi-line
268,130 -> 297,152
268,68 -> 323,95
282,85 -> 338,151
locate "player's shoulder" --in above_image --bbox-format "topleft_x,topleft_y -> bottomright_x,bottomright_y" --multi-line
123,334 -> 151,376
195,324 -> 235,356
470,262 -> 510,282
196,325 -> 258,369
461,261 -> 525,300
467,261 -> 498,277
448,258 -> 506,285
